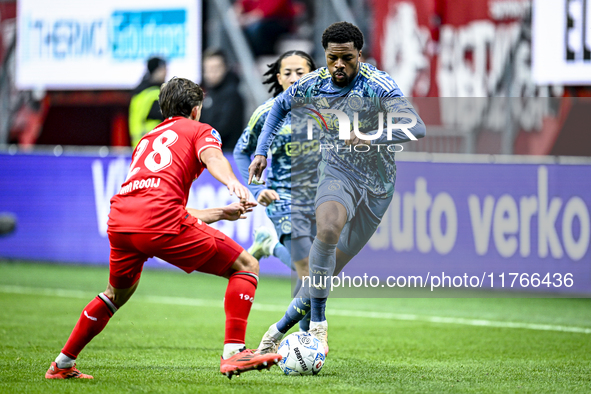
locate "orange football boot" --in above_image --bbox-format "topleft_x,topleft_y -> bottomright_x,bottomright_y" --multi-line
220,349 -> 281,379
45,362 -> 93,379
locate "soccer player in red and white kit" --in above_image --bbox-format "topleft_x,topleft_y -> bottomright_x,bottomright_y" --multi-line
45,77 -> 281,380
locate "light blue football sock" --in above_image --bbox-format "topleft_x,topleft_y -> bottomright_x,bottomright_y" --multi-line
308,238 -> 337,322
292,278 -> 310,331
276,297 -> 311,333
273,236 -> 293,270
299,312 -> 311,332
310,297 -> 327,322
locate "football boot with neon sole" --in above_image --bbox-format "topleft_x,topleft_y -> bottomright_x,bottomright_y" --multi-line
45,362 -> 93,379
247,227 -> 277,260
220,348 -> 281,379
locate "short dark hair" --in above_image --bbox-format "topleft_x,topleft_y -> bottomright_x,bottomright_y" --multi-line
147,57 -> 166,74
203,47 -> 227,64
321,21 -> 364,51
263,50 -> 317,97
159,77 -> 204,118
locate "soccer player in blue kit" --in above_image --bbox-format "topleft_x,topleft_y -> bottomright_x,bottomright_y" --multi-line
234,51 -> 318,332
249,22 -> 426,356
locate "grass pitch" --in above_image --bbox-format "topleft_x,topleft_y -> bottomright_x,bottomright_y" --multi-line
0,260 -> 590,393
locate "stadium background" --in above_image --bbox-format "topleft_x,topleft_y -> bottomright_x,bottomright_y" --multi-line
1,0 -> 589,285
0,1 -> 590,392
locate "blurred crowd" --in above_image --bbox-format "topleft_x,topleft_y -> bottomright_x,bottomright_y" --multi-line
0,0 -> 590,156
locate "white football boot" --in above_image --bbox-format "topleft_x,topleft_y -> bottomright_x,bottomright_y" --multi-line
256,324 -> 283,354
247,227 -> 277,260
309,321 -> 329,355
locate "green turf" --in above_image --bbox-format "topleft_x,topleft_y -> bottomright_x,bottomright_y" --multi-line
0,260 -> 590,393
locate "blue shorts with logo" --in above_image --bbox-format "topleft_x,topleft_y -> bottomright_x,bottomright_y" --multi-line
267,201 -> 317,262
315,162 -> 393,257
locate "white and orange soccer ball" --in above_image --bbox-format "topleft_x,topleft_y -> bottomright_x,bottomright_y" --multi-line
277,332 -> 325,375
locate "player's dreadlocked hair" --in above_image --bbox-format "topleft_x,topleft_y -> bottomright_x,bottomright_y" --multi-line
321,21 -> 364,51
159,77 -> 204,118
263,50 -> 317,97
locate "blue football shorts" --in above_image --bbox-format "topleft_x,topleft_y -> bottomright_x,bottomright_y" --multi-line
315,162 -> 393,257
267,200 -> 317,262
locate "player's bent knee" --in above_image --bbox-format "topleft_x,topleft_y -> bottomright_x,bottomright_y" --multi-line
316,226 -> 341,244
104,281 -> 139,307
231,250 -> 259,275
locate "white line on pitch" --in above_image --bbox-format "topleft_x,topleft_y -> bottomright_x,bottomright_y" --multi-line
1,285 -> 590,335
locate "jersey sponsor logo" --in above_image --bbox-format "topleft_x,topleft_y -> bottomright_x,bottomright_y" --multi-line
205,137 -> 222,144
285,140 -> 319,156
210,129 -> 222,144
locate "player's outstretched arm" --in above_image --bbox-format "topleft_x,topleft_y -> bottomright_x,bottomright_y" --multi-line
200,147 -> 250,201
250,88 -> 292,183
248,155 -> 268,184
187,201 -> 257,224
256,189 -> 280,207
234,138 -> 266,196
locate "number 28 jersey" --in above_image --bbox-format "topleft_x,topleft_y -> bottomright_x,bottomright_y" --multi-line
108,116 -> 223,234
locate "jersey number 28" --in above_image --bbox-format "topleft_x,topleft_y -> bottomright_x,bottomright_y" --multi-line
126,130 -> 179,182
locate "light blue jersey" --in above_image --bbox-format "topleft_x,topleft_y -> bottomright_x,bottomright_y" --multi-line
255,62 -> 426,197
233,98 -> 319,218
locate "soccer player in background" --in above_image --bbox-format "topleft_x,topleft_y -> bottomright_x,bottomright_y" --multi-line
233,50 -> 317,333
45,77 -> 281,380
249,22 -> 426,355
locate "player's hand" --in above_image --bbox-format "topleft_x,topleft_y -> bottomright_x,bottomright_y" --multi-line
257,189 -> 280,207
227,180 -> 249,201
248,155 -> 267,185
345,130 -> 371,146
221,201 -> 257,221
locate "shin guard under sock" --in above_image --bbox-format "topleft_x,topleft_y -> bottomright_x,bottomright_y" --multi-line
224,271 -> 258,344
276,297 -> 311,333
61,293 -> 118,359
308,238 -> 337,322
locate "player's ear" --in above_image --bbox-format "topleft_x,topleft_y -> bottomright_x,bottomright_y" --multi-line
358,50 -> 362,61
191,105 -> 202,121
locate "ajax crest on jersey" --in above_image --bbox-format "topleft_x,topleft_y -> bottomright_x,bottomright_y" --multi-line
327,180 -> 342,191
277,332 -> 325,375
348,95 -> 363,111
279,216 -> 292,234
210,129 -> 222,144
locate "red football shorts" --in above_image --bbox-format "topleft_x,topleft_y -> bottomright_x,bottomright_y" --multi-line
107,214 -> 243,289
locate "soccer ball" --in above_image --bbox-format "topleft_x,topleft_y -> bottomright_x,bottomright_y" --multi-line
277,332 -> 325,375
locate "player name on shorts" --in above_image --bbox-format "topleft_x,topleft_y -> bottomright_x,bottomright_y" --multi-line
119,178 -> 161,195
